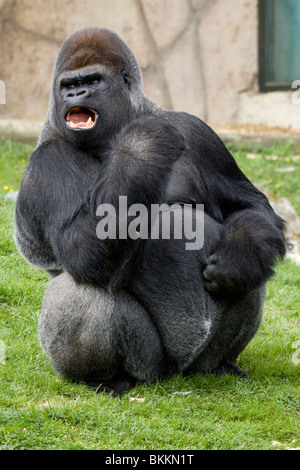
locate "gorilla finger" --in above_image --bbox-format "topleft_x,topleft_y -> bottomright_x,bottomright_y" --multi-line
204,279 -> 220,293
207,253 -> 218,265
203,264 -> 217,281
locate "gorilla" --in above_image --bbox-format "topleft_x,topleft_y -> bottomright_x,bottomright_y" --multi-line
14,28 -> 285,396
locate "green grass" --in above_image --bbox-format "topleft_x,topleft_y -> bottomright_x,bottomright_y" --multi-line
229,141 -> 300,213
0,140 -> 299,450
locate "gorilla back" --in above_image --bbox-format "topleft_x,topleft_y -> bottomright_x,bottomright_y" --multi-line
15,28 -> 285,396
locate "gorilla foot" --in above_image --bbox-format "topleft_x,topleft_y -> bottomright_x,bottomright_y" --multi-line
85,372 -> 137,398
212,357 -> 249,380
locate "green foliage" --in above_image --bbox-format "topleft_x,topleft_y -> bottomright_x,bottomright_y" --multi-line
0,140 -> 299,450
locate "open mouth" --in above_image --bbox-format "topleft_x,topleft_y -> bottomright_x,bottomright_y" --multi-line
66,107 -> 98,129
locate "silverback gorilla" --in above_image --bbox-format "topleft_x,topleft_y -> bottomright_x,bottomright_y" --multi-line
15,28 -> 285,396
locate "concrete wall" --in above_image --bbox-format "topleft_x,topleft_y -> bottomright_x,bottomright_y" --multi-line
0,0 -> 299,131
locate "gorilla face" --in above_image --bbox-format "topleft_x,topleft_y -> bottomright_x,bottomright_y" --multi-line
61,67 -> 104,131
56,64 -> 133,148
49,28 -> 145,150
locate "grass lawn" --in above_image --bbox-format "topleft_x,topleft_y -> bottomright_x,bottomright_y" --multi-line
0,139 -> 299,450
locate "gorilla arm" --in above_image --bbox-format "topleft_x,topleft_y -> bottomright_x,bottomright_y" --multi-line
14,139 -> 94,279
203,205 -> 286,295
15,116 -> 185,288
168,113 -> 286,296
203,160 -> 286,295
15,171 -> 63,277
86,115 -> 186,289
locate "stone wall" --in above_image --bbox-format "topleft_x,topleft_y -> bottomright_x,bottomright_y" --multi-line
0,0 -> 299,130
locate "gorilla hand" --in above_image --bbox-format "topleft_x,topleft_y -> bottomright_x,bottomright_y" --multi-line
203,209 -> 285,296
203,250 -> 252,296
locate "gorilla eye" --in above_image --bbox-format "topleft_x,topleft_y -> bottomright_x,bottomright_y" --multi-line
86,74 -> 103,86
89,78 -> 100,85
61,81 -> 76,90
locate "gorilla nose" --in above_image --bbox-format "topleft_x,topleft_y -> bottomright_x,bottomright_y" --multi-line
67,88 -> 89,98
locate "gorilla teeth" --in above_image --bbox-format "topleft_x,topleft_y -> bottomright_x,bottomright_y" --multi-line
68,117 -> 94,129
66,107 -> 97,129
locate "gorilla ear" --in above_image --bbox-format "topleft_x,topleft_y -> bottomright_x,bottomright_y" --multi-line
122,71 -> 132,90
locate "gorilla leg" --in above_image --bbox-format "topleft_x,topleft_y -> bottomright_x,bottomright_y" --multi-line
186,284 -> 266,377
130,208 -> 266,376
39,209 -> 266,394
39,273 -> 166,396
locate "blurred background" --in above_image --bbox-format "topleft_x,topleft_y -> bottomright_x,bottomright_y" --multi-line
1,0 -> 300,137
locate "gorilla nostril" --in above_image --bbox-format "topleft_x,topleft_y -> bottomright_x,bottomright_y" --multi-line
76,89 -> 87,96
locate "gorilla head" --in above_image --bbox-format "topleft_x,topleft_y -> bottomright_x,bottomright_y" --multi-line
48,28 -> 149,149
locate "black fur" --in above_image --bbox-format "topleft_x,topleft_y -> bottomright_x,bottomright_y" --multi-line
15,28 -> 286,396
